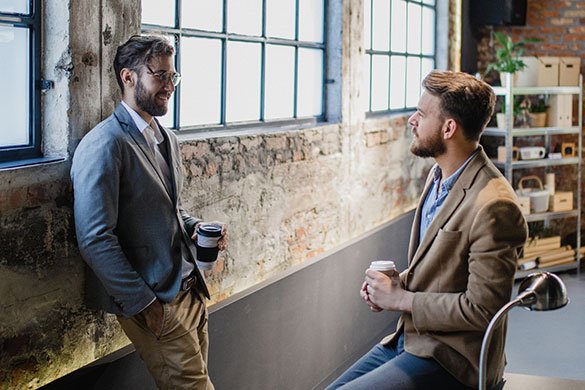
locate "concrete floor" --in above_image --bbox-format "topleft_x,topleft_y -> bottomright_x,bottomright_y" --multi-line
505,270 -> 585,382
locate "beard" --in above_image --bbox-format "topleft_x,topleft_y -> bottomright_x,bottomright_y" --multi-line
410,129 -> 446,158
135,78 -> 169,117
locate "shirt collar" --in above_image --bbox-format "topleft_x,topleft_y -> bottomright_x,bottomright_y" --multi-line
121,101 -> 164,144
432,148 -> 480,193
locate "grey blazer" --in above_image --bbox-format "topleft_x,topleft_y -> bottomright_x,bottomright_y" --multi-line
71,103 -> 209,317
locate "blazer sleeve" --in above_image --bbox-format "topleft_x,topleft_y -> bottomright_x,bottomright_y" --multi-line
71,128 -> 156,316
179,207 -> 202,237
410,197 -> 528,333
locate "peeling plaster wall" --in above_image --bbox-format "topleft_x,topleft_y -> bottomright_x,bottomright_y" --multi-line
0,1 -> 435,388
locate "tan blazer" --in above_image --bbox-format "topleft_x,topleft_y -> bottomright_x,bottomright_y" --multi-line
382,148 -> 528,388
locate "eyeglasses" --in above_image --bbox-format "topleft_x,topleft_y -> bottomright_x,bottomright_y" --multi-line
145,65 -> 181,87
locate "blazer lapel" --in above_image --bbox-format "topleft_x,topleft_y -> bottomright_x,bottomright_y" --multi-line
408,149 -> 488,271
114,104 -> 175,202
155,120 -> 179,204
408,169 -> 435,263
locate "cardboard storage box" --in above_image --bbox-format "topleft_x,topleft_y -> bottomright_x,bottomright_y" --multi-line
559,57 -> 581,86
497,146 -> 519,162
547,94 -> 573,127
550,191 -> 573,212
516,56 -> 539,87
517,195 -> 531,215
537,57 -> 560,87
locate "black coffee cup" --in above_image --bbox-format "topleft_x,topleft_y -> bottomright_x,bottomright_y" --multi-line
195,223 -> 222,270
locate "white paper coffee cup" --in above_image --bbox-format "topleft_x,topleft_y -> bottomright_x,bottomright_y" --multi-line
369,260 -> 396,277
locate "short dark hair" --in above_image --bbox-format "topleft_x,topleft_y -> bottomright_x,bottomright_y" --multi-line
422,70 -> 496,141
113,34 -> 175,93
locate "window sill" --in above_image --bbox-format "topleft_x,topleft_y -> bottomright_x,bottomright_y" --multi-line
365,109 -> 415,119
0,156 -> 65,171
175,120 -> 339,142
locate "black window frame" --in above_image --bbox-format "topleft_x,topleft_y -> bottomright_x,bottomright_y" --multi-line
141,0 -> 328,134
364,0 -> 436,117
0,0 -> 42,164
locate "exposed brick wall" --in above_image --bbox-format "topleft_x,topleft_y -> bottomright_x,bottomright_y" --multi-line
476,0 -> 585,241
477,0 -> 585,79
177,120 -> 428,303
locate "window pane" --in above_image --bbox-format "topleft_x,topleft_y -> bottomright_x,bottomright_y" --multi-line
141,0 -> 175,27
421,58 -> 434,82
155,94 -> 175,128
181,38 -> 222,126
266,0 -> 295,39
182,1 -> 223,31
265,45 -> 295,119
407,2 -> 421,54
391,0 -> 406,53
364,0 -> 372,50
155,37 -> 176,128
389,56 -> 406,109
372,0 -> 390,51
371,55 -> 389,111
297,48 -> 323,117
406,56 -> 421,107
1,0 -> 29,14
421,7 -> 435,55
0,26 -> 29,147
227,41 -> 261,122
227,0 -> 262,36
423,0 -> 435,5
298,0 -> 324,42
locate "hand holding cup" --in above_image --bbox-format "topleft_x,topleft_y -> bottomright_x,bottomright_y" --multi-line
361,260 -> 397,312
191,221 -> 228,271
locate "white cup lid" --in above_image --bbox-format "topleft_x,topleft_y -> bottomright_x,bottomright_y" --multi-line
369,260 -> 396,271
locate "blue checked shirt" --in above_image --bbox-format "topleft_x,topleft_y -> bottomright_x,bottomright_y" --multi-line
419,149 -> 479,244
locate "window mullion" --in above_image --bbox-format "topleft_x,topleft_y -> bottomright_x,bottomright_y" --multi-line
403,1 -> 409,110
320,0 -> 328,118
293,0 -> 300,118
387,0 -> 392,111
260,0 -> 266,121
221,0 -> 228,126
174,0 -> 182,130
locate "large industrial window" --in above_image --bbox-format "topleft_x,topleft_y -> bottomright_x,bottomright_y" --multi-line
364,0 -> 436,114
141,0 -> 326,132
0,1 -> 41,164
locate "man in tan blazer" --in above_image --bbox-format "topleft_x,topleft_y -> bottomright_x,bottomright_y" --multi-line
327,71 -> 528,389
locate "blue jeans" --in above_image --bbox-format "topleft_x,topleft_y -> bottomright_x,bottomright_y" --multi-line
326,333 -> 472,390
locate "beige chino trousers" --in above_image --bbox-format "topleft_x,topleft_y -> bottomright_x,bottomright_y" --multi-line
118,289 -> 214,390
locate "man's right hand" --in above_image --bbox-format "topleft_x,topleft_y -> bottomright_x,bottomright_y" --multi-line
142,299 -> 164,338
360,281 -> 383,312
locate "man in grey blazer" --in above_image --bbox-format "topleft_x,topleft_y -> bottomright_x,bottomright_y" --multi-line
71,35 -> 226,390
328,71 -> 527,389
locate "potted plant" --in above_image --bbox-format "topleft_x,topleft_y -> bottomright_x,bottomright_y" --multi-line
486,32 -> 541,87
528,95 -> 549,127
496,97 -> 526,129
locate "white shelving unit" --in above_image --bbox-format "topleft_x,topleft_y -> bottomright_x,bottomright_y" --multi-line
484,73 -> 582,278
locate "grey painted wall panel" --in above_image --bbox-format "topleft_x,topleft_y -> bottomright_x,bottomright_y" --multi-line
207,211 -> 414,390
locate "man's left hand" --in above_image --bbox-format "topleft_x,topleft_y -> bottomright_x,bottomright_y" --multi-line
192,221 -> 228,251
